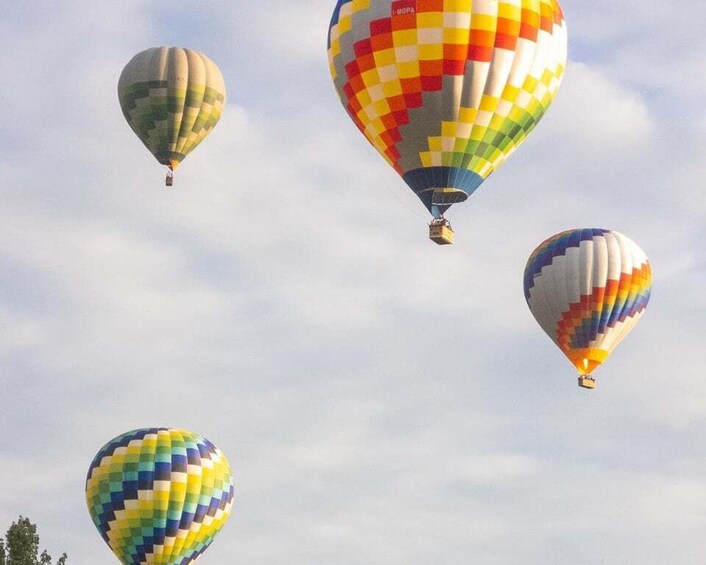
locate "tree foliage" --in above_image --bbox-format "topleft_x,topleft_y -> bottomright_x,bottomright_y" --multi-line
0,517 -> 66,565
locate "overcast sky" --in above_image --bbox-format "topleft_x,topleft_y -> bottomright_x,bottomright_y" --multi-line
1,1 -> 705,564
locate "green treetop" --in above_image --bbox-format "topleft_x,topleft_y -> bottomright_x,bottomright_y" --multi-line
0,517 -> 66,565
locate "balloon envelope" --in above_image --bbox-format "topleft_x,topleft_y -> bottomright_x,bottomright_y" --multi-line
524,229 -> 652,379
118,47 -> 226,172
328,0 -> 567,217
86,428 -> 235,565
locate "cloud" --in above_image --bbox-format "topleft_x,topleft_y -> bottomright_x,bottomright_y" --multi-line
542,62 -> 654,150
244,1 -> 333,63
453,454 -> 543,483
1,1 -> 706,564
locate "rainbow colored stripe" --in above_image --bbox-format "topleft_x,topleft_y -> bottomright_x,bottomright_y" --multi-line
328,0 -> 567,215
524,229 -> 652,375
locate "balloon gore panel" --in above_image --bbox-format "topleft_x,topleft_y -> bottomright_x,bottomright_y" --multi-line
85,428 -> 235,565
118,48 -> 226,171
524,229 -> 652,376
328,0 -> 567,215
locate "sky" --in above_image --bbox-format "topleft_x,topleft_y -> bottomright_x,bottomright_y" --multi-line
1,1 -> 705,563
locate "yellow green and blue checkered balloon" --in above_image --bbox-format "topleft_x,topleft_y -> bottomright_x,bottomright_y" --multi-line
86,428 -> 235,564
118,47 -> 226,179
328,0 -> 567,219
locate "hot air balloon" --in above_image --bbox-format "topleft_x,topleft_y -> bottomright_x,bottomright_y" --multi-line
524,229 -> 652,389
86,428 -> 235,564
328,0 -> 567,244
118,47 -> 226,186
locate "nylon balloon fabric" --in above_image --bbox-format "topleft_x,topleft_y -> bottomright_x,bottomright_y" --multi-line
118,47 -> 226,171
85,428 -> 235,565
524,229 -> 652,377
328,0 -> 567,216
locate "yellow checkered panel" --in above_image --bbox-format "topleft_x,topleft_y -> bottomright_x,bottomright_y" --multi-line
86,428 -> 234,564
328,0 -> 567,214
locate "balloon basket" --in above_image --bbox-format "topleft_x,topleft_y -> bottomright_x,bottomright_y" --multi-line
166,170 -> 174,187
578,376 -> 596,389
429,221 -> 454,245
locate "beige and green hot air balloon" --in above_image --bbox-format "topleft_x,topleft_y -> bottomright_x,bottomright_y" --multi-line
118,47 -> 226,186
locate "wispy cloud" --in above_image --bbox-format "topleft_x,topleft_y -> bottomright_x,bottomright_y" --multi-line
0,1 -> 705,564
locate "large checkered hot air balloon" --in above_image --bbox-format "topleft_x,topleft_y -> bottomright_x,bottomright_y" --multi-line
86,428 -> 235,564
524,229 -> 652,389
118,47 -> 226,186
328,0 -> 567,244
